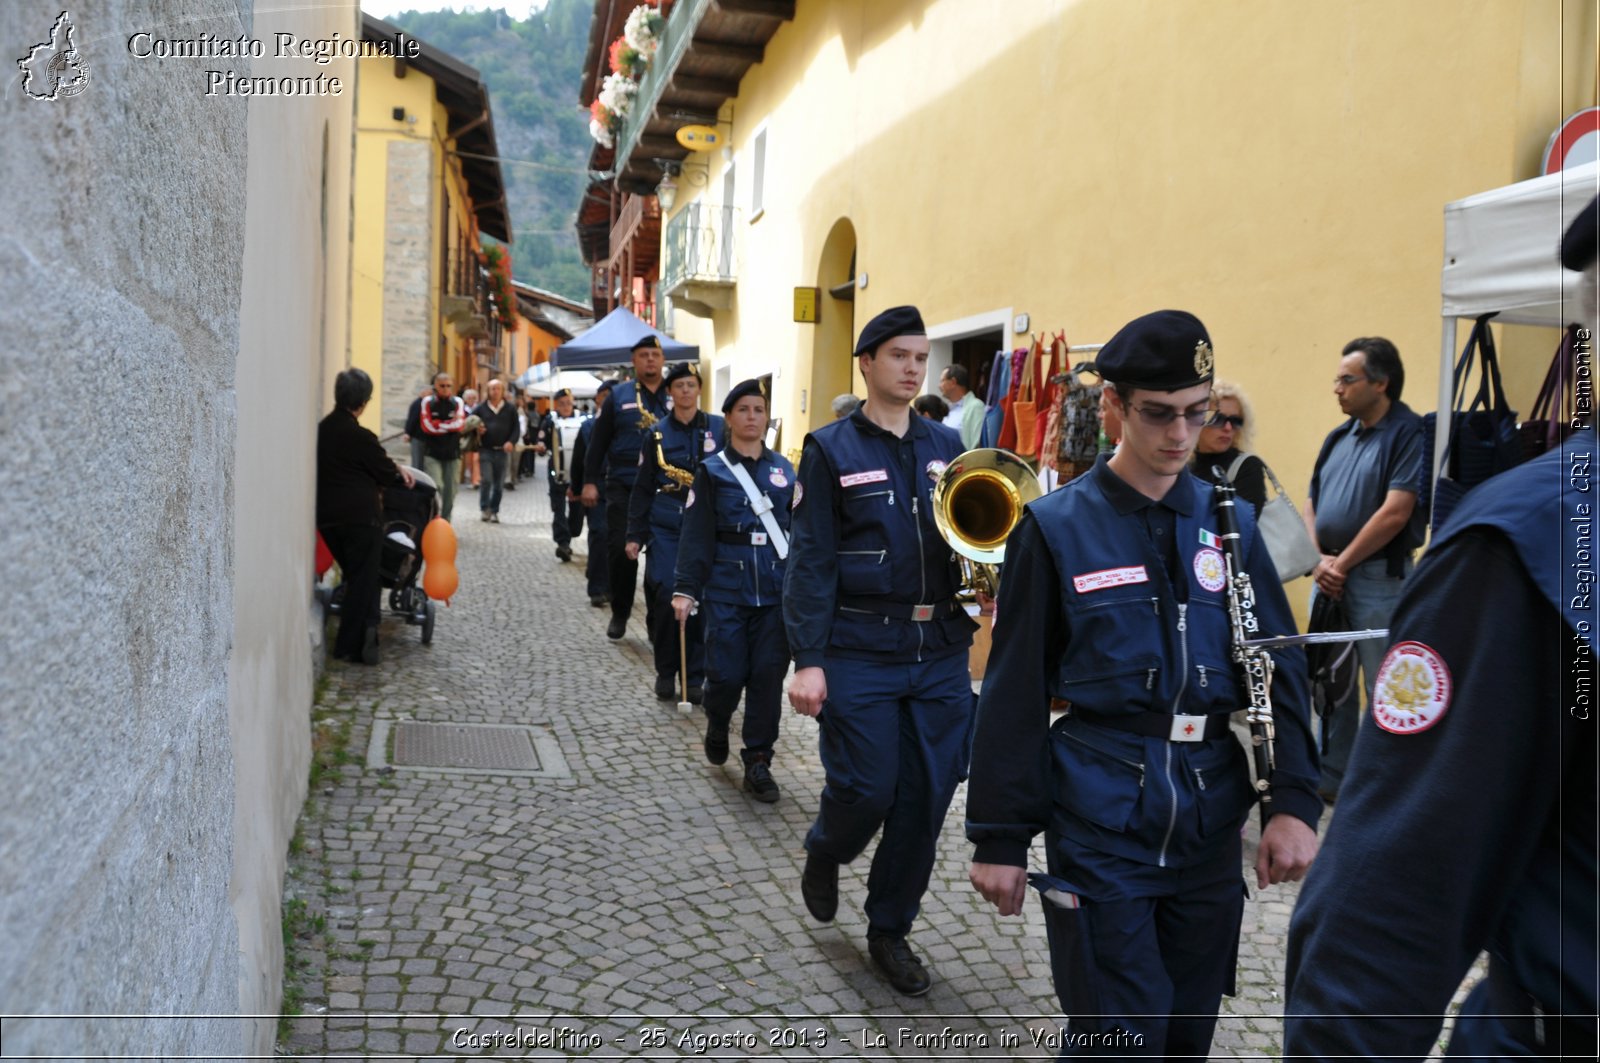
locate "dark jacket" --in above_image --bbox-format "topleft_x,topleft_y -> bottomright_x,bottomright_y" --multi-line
473,399 -> 520,449
317,408 -> 406,528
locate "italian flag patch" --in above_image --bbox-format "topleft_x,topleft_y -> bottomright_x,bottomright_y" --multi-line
1198,529 -> 1222,549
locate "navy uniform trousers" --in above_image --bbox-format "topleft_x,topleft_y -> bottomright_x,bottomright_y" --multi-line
548,474 -> 584,548
806,649 -> 973,939
644,531 -> 704,689
1038,837 -> 1245,1060
702,601 -> 786,763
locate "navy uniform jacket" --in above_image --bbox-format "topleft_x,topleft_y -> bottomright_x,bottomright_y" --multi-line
626,411 -> 724,582
675,447 -> 796,608
583,379 -> 670,490
1284,437 -> 1598,1057
529,411 -> 589,485
966,458 -> 1321,874
782,408 -> 977,670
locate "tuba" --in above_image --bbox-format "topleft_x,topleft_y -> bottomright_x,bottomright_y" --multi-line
931,447 -> 1041,597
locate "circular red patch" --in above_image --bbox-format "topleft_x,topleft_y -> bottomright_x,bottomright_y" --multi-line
1372,640 -> 1453,735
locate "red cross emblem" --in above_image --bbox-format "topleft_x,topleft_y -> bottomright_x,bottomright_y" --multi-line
1183,723 -> 1196,736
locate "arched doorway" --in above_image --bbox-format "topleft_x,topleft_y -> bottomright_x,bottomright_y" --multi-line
809,218 -> 857,434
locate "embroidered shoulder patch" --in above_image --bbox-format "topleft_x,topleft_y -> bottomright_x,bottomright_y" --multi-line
1193,547 -> 1226,593
1072,565 -> 1149,594
685,488 -> 695,508
840,469 -> 889,488
1372,641 -> 1453,735
792,481 -> 804,509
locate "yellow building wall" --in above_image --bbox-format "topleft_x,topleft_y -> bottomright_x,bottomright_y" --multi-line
667,0 -> 1598,584
351,60 -> 442,431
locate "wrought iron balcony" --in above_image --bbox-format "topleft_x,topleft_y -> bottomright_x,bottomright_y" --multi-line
662,201 -> 737,317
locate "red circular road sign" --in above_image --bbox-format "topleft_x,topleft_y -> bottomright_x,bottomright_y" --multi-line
1543,107 -> 1600,174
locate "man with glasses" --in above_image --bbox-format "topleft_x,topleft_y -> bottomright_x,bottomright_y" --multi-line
967,310 -> 1321,1058
582,336 -> 671,641
1302,337 -> 1423,802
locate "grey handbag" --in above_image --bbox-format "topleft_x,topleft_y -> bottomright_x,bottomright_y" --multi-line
1226,453 -> 1320,582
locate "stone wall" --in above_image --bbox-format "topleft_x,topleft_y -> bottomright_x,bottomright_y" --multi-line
0,1 -> 248,1055
381,139 -> 436,437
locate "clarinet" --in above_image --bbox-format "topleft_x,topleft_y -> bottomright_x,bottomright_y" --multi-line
1211,474 -> 1277,829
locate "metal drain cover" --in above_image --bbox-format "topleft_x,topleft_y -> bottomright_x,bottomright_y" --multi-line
369,721 -> 572,778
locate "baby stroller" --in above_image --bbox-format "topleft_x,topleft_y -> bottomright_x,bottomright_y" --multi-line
321,466 -> 440,645
379,465 -> 441,644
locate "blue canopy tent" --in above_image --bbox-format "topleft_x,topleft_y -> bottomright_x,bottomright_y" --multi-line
552,306 -> 698,369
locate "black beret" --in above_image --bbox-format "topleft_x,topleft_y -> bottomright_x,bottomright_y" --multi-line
1095,309 -> 1215,392
595,379 -> 617,395
721,377 -> 768,414
553,387 -> 573,400
1561,195 -> 1598,272
631,333 -> 662,352
663,362 -> 700,386
854,305 -> 926,356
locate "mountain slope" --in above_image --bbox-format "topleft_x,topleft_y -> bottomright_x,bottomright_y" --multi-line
383,2 -> 594,303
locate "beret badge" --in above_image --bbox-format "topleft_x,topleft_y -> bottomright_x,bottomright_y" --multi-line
1193,340 -> 1214,379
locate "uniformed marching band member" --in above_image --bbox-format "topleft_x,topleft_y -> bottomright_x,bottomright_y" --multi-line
1284,199 -> 1599,1060
672,378 -> 795,803
784,305 -> 982,997
966,310 -> 1321,1059
529,387 -> 589,562
582,336 -> 671,641
626,362 -> 724,704
571,380 -> 615,608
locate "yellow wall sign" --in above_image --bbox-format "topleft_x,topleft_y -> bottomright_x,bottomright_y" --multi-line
793,287 -> 820,323
676,125 -> 722,152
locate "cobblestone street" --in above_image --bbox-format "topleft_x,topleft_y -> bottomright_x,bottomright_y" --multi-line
278,467 -> 1460,1060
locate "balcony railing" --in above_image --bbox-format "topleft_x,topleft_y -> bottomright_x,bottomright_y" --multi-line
663,202 -> 737,294
609,193 -> 660,265
615,0 -> 711,174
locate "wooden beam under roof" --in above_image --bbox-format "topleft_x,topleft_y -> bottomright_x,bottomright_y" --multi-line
713,0 -> 796,18
685,39 -> 766,65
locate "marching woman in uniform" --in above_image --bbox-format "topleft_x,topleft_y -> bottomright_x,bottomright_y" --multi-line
626,362 -> 724,703
672,379 -> 795,803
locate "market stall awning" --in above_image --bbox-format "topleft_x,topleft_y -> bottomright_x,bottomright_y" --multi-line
553,306 -> 698,370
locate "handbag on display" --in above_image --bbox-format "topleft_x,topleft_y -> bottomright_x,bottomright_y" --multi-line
1012,336 -> 1045,456
1225,453 -> 1320,582
1423,314 -> 1521,531
1518,324 -> 1581,460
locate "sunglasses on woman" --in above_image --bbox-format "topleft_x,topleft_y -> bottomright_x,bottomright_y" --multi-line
1207,413 -> 1245,429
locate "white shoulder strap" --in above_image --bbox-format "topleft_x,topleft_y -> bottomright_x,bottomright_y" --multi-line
717,450 -> 789,560
1225,452 -> 1250,483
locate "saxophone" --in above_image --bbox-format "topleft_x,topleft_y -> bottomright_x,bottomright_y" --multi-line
653,431 -> 696,492
1212,474 -> 1277,829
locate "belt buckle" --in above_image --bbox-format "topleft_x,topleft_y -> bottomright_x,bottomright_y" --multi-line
911,603 -> 935,622
751,531 -> 768,545
1169,714 -> 1206,742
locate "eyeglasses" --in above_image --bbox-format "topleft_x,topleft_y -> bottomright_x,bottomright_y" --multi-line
1207,413 -> 1245,429
1129,403 -> 1211,428
1333,374 -> 1369,388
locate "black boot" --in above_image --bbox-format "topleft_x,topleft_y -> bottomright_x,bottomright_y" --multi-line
742,759 -> 779,803
801,853 -> 838,923
868,934 -> 932,997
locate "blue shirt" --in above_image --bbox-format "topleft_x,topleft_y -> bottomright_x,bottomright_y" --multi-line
1309,400 -> 1423,553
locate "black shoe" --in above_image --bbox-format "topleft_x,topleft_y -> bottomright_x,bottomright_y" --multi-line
655,675 -> 677,700
505,481 -> 516,491
606,617 -> 626,640
868,935 -> 932,997
687,685 -> 703,705
360,628 -> 380,666
801,853 -> 838,923
556,545 -> 573,562
743,761 -> 779,803
703,721 -> 729,765
590,595 -> 608,608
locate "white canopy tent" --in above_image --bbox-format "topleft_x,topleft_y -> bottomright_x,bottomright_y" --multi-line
1434,161 -> 1598,490
514,365 -> 606,399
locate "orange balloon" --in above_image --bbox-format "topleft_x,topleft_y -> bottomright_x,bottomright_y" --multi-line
420,517 -> 457,564
422,560 -> 458,604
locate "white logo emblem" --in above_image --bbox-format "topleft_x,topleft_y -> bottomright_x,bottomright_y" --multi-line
791,482 -> 804,509
1372,641 -> 1453,735
703,433 -> 716,453
768,469 -> 788,488
926,459 -> 948,482
1193,547 -> 1227,593
1072,565 -> 1149,594
684,488 -> 695,508
18,12 -> 90,101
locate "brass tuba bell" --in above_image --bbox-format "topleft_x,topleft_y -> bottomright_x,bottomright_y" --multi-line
931,447 -> 1042,597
